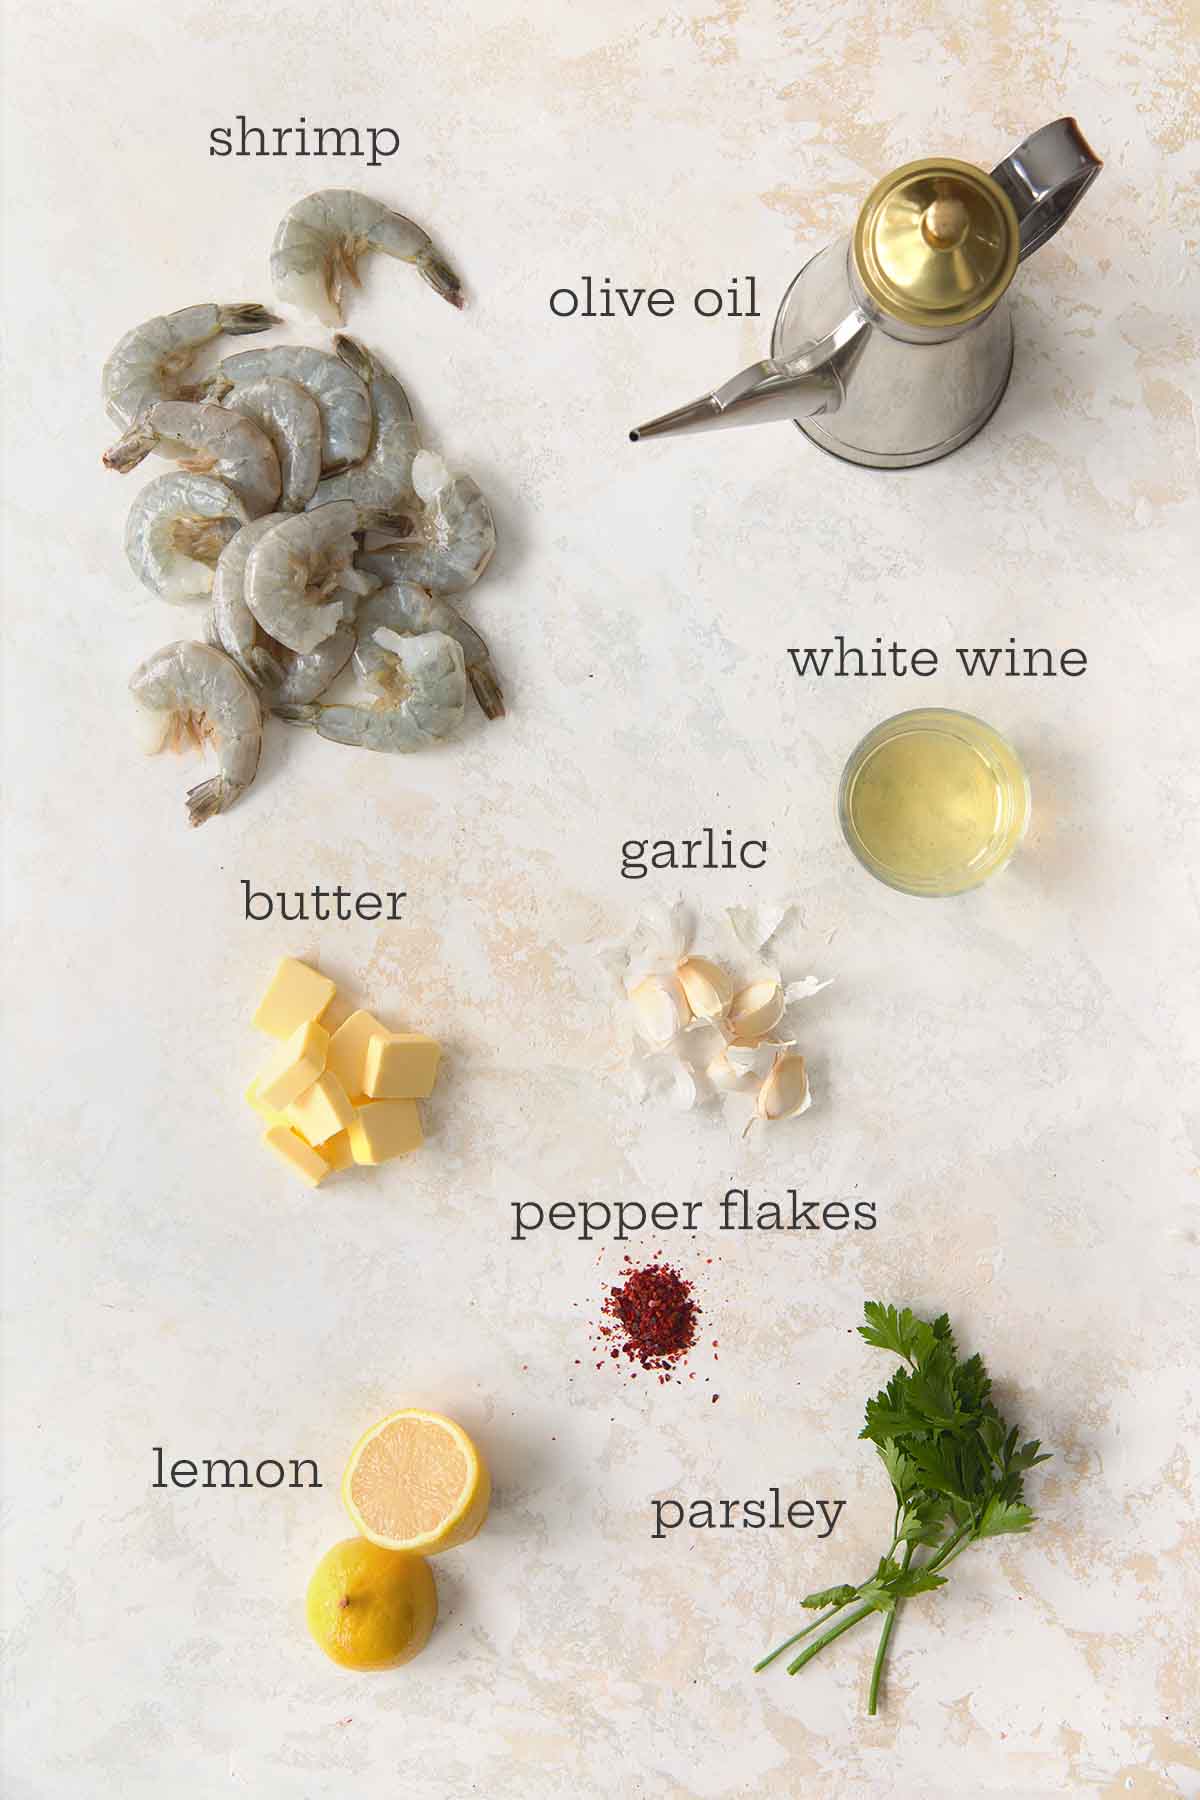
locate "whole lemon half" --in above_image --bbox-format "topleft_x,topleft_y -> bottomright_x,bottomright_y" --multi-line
342,1408 -> 491,1555
306,1537 -> 437,1670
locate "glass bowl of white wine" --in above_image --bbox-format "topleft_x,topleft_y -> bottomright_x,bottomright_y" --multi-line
838,708 -> 1031,896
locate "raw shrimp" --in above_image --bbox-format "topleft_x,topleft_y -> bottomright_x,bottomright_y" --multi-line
310,335 -> 419,510
355,583 -> 504,720
125,472 -> 249,602
356,449 -> 495,597
130,640 -> 262,826
219,376 -> 321,510
209,514 -> 359,701
264,622 -> 358,709
102,302 -> 277,430
209,513 -> 291,679
243,501 -> 402,655
207,345 -> 371,473
277,631 -> 466,753
270,190 -> 463,326
103,401 -> 281,519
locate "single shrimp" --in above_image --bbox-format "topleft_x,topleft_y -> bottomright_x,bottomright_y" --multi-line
277,631 -> 467,753
206,345 -> 371,473
270,190 -> 463,325
243,501 -> 403,654
102,302 -> 278,430
103,401 -> 281,519
219,376 -> 321,510
209,513 -> 291,679
125,472 -> 249,602
355,449 -> 495,597
310,335 -> 419,510
209,514 -> 360,701
355,583 -> 504,720
130,640 -> 263,826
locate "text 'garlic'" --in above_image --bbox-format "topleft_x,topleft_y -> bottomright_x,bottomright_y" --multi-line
629,973 -> 692,1049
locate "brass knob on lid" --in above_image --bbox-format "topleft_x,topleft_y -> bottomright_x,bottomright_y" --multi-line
854,156 -> 1021,329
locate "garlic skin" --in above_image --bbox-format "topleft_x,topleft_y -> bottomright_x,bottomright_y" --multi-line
709,1039 -> 781,1092
629,973 -> 692,1049
726,978 -> 785,1044
755,1052 -> 812,1125
631,1051 -> 699,1111
708,1050 -> 759,1093
676,956 -> 733,1023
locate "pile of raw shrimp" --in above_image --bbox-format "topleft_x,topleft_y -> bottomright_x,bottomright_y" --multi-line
106,190 -> 503,827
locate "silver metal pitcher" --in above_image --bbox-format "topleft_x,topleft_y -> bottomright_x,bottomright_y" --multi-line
630,118 -> 1101,468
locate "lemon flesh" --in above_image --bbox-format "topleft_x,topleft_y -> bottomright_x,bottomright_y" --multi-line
342,1408 -> 491,1554
306,1537 -> 436,1670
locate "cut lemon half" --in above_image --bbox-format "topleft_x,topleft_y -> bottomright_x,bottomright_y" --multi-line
342,1408 -> 491,1554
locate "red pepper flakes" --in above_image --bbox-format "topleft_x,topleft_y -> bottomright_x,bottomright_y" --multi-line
596,1256 -> 700,1382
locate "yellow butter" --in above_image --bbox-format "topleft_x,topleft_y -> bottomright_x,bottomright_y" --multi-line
263,1125 -> 329,1187
253,957 -> 337,1041
286,1071 -> 356,1146
364,1032 -> 441,1100
326,1009 -> 386,1102
246,1078 -> 290,1129
321,1129 -> 355,1172
348,1099 -> 423,1165
257,1019 -> 330,1113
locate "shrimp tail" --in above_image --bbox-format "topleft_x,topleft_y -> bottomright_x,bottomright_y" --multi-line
217,303 -> 282,335
417,251 -> 465,310
103,421 -> 158,473
469,664 -> 506,721
186,773 -> 236,826
332,333 -> 373,386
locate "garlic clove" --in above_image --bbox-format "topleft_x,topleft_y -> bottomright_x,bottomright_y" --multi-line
676,956 -> 733,1022
726,978 -> 785,1044
754,1052 -> 812,1126
629,972 -> 692,1048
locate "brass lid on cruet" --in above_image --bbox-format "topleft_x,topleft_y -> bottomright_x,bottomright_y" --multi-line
853,157 -> 1021,329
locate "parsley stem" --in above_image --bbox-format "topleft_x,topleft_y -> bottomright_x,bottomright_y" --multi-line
754,1605 -> 845,1672
755,1534 -> 904,1674
867,1543 -> 913,1715
786,1602 -> 876,1675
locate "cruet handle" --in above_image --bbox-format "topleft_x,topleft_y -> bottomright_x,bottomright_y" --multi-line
990,118 -> 1102,262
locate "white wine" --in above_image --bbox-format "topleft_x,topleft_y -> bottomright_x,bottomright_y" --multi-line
839,709 -> 1029,896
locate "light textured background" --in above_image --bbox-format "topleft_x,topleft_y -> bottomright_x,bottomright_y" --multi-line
3,1 -> 1198,1796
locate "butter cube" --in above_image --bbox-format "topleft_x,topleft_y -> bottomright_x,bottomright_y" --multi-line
348,1099 -> 423,1165
256,1019 -> 329,1112
253,958 -> 336,1040
321,1130 -> 355,1172
263,1125 -> 329,1188
326,1009 -> 387,1102
246,1078 -> 290,1129
286,1071 -> 356,1146
364,1032 -> 441,1100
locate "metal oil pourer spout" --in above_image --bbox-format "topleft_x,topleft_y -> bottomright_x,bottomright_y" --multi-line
630,312 -> 868,442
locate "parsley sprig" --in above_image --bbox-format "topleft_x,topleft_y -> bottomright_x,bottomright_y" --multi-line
756,1302 -> 1050,1714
